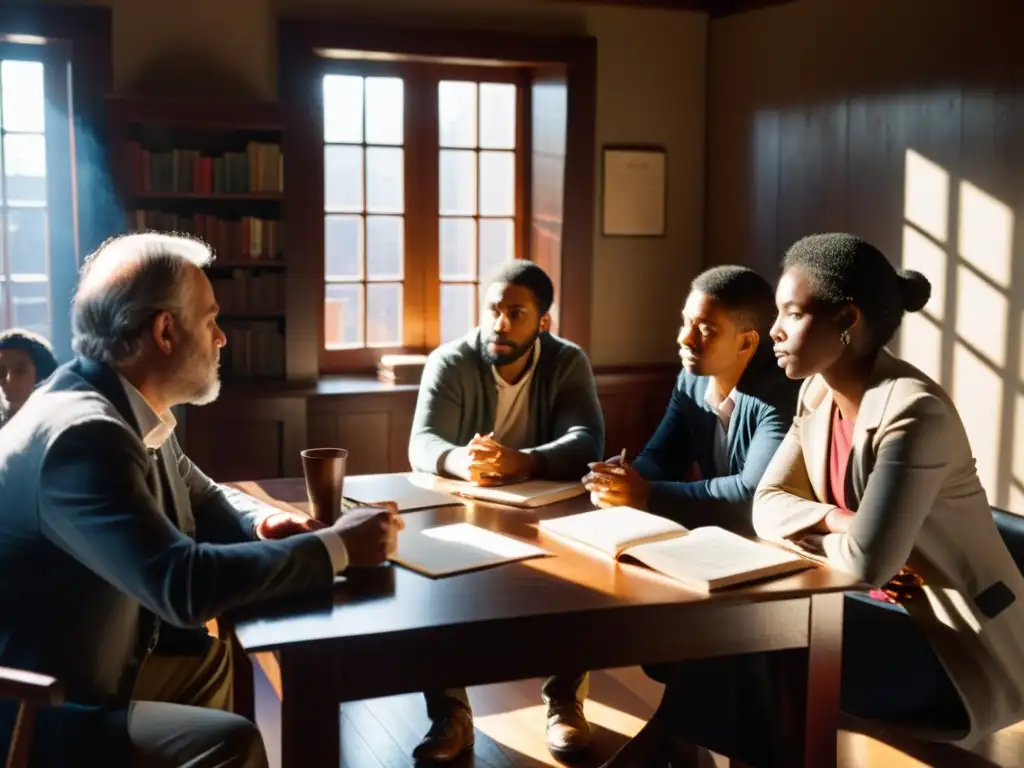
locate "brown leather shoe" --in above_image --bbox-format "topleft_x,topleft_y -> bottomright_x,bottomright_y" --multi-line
412,706 -> 474,763
546,701 -> 592,757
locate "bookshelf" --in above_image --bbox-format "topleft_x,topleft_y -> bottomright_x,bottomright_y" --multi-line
107,98 -> 288,382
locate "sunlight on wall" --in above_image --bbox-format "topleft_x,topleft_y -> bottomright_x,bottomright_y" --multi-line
899,310 -> 943,383
898,151 -> 949,383
955,265 -> 1008,367
955,178 -> 1015,508
952,344 -> 1002,495
959,180 -> 1013,288
898,224 -> 945,380
904,149 -> 949,243
900,148 -> 1017,510
901,224 -> 947,318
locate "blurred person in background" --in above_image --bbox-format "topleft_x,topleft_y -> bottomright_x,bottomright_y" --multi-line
0,327 -> 58,426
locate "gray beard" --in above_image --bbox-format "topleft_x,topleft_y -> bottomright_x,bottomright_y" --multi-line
187,375 -> 221,406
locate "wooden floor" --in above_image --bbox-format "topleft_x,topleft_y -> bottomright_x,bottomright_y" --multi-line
253,665 -> 1024,768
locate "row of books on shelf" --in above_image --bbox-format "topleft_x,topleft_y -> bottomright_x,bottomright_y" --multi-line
130,211 -> 283,261
209,271 -> 284,315
219,321 -> 285,379
124,142 -> 283,195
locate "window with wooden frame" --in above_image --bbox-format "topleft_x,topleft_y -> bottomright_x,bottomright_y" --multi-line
278,21 -> 596,379
0,5 -> 112,361
318,61 -> 530,369
0,40 -> 74,346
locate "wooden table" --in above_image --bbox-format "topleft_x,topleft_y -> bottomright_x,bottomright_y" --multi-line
230,477 -> 860,768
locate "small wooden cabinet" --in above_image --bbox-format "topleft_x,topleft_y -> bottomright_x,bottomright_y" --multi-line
183,394 -> 307,481
306,391 -> 418,477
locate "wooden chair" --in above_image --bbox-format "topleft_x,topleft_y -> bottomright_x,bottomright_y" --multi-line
0,667 -> 63,768
0,631 -> 246,768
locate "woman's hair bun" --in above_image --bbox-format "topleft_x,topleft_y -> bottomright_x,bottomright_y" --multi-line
898,269 -> 931,312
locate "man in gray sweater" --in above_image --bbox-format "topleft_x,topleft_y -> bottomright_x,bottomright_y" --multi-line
408,260 -> 604,762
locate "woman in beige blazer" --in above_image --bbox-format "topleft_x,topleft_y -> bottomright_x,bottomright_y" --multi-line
752,232 -> 1024,748
601,234 -> 1024,768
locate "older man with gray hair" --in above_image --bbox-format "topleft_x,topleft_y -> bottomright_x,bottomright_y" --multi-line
0,232 -> 403,767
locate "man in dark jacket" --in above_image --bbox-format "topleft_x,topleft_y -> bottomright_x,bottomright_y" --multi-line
585,265 -> 798,535
0,233 -> 402,767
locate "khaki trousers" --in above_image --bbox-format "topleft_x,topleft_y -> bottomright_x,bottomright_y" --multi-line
128,638 -> 268,768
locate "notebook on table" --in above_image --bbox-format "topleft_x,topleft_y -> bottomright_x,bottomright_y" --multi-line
342,473 -> 464,512
538,507 -> 811,592
419,475 -> 586,509
391,523 -> 552,578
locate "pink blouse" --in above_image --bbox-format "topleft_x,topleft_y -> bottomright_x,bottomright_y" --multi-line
827,405 -> 895,605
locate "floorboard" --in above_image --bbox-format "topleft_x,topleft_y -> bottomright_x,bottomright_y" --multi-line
253,664 -> 1024,767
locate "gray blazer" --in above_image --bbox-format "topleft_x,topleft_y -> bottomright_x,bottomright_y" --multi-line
754,350 -> 1024,745
408,329 -> 604,480
0,357 -> 333,764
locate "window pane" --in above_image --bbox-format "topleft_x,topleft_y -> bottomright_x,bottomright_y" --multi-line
366,216 -> 403,280
1,60 -> 45,134
10,279 -> 50,339
324,215 -> 362,279
324,145 -> 363,212
7,208 -> 48,275
439,218 -> 475,281
365,77 -> 403,146
478,219 -> 514,284
479,151 -> 514,216
4,133 -> 46,206
439,81 -> 477,148
440,283 -> 475,343
365,147 -> 403,214
367,283 -> 402,346
323,75 -> 363,143
479,83 -> 516,150
439,150 -> 476,216
325,283 -> 362,349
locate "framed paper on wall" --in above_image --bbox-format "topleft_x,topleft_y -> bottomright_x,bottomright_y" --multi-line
601,146 -> 667,237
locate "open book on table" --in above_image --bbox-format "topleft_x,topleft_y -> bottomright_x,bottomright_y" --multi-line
538,507 -> 812,592
415,474 -> 585,509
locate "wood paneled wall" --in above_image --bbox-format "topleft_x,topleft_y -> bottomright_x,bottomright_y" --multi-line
705,0 -> 1024,512
185,367 -> 676,483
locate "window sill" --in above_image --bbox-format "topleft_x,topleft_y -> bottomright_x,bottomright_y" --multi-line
214,362 -> 678,400
217,372 -> 417,398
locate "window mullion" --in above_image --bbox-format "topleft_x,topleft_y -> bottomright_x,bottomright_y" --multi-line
515,66 -> 531,264
414,65 -> 441,351
360,77 -> 368,348
0,55 -> 9,331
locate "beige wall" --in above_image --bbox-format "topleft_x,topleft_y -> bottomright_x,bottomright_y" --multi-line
706,0 -> 1024,512
61,0 -> 707,367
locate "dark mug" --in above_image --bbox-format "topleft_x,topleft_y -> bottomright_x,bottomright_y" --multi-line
301,448 -> 348,525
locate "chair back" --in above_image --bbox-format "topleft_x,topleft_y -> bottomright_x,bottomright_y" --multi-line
992,507 -> 1024,574
0,667 -> 63,768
